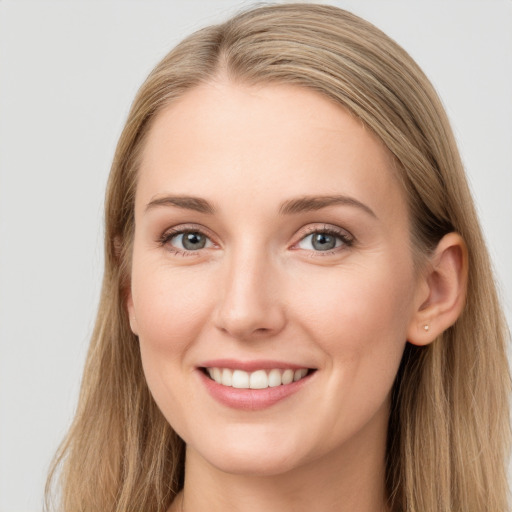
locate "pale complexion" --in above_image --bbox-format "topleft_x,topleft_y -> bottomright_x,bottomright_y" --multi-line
127,80 -> 467,511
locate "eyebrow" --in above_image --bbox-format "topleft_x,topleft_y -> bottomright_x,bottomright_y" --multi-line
144,193 -> 376,218
279,195 -> 376,218
145,195 -> 216,214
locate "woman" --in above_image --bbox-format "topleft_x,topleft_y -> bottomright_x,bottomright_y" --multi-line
45,4 -> 510,511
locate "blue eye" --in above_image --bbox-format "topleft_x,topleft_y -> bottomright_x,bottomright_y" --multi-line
297,231 -> 349,251
168,231 -> 213,251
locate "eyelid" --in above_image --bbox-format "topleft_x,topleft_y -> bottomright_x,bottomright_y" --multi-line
291,223 -> 355,252
157,222 -> 354,255
158,223 -> 218,252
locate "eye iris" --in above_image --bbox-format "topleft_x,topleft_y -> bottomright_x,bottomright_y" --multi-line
182,232 -> 206,250
312,233 -> 336,251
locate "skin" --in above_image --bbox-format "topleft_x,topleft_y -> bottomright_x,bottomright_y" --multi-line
127,80 -> 466,511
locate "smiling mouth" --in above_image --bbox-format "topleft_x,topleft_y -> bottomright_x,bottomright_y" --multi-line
202,367 -> 313,389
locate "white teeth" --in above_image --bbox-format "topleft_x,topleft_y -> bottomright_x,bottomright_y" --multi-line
221,368 -> 232,386
206,367 -> 310,389
249,370 -> 268,389
282,369 -> 294,385
232,369 -> 250,388
212,367 -> 222,383
268,368 -> 282,387
294,368 -> 308,381
293,369 -> 301,382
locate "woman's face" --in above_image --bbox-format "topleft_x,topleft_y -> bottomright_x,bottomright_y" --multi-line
128,81 -> 425,476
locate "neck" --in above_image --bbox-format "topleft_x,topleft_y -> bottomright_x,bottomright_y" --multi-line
173,405 -> 391,512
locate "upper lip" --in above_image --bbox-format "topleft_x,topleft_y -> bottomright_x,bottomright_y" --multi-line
198,359 -> 315,372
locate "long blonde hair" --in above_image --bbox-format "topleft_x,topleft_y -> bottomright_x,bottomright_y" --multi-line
45,4 -> 510,511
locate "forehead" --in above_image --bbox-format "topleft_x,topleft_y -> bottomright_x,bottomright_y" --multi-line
136,80 -> 405,221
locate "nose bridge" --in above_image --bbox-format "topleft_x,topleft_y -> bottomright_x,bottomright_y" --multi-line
215,240 -> 285,339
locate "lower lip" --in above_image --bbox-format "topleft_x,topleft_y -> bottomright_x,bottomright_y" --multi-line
198,369 -> 314,411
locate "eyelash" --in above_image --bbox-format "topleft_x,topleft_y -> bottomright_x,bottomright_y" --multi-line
295,225 -> 354,255
158,224 -> 354,256
158,225 -> 214,256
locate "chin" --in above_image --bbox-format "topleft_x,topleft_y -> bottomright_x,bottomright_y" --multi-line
205,450 -> 303,477
187,432 -> 311,477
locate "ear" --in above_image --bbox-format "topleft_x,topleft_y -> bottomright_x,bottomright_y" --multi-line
126,288 -> 139,336
407,232 -> 468,346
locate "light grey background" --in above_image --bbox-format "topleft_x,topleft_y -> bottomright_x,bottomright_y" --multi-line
0,1 -> 511,511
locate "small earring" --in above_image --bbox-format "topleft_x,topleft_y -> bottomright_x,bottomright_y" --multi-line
423,324 -> 430,332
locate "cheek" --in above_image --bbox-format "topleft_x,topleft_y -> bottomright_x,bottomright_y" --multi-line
294,260 -> 414,393
290,264 -> 412,441
131,261 -> 214,354
130,260 -> 217,431
297,259 -> 413,342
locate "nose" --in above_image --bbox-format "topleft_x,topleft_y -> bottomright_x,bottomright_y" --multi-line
213,248 -> 287,341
